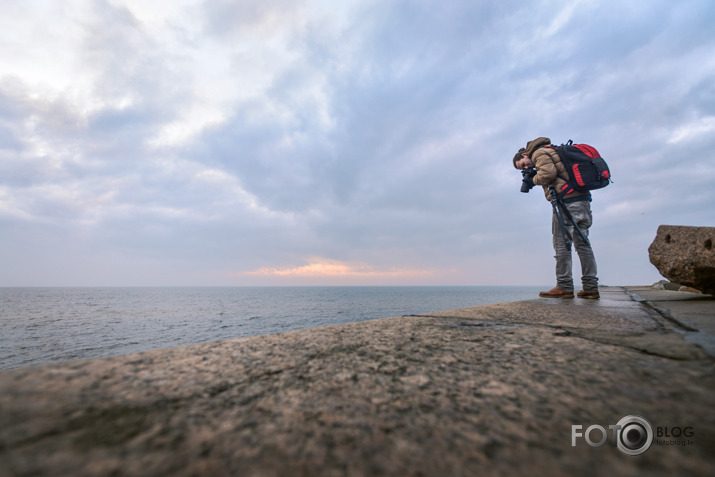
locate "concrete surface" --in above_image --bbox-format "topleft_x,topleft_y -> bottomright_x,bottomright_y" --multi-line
624,286 -> 715,359
1,286 -> 713,476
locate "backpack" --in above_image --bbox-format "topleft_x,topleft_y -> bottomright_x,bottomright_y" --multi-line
552,140 -> 611,197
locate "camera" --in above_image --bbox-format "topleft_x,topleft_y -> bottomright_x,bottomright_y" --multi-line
520,168 -> 537,193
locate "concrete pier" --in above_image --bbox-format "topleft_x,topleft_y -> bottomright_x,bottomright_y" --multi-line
1,286 -> 713,476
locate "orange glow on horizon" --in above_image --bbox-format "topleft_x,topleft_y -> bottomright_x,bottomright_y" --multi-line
244,257 -> 437,279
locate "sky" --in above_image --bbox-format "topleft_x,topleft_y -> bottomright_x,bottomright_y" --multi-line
1,0 -> 714,287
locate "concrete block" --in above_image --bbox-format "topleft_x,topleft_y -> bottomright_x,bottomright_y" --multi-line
649,225 -> 715,295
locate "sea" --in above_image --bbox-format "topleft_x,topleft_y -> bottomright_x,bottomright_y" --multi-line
0,286 -> 542,371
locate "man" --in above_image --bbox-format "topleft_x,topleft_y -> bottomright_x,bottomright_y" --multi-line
513,137 -> 599,299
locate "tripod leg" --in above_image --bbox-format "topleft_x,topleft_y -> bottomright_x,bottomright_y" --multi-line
552,201 -> 572,249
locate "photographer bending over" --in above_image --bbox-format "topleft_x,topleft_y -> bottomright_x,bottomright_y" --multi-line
513,137 -> 599,299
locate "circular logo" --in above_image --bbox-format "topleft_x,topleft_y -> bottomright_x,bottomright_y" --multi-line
616,415 -> 653,456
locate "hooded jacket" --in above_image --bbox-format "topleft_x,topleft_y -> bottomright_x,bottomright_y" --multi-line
525,137 -> 589,202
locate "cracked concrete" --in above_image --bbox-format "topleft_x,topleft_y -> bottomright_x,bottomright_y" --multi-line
423,287 -> 710,360
1,287 -> 713,476
624,286 -> 715,358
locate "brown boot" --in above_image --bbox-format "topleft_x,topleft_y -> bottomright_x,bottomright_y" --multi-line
577,290 -> 600,299
539,287 -> 574,298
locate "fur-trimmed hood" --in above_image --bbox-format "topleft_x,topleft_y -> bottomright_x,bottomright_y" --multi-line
525,137 -> 551,157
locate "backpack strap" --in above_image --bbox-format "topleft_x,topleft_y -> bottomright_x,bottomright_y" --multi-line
559,182 -> 575,197
546,144 -> 573,189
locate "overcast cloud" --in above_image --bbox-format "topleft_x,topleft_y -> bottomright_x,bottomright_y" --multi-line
1,0 -> 714,286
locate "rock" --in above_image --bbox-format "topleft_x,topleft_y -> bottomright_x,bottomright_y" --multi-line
649,225 -> 715,296
651,280 -> 683,291
678,286 -> 702,294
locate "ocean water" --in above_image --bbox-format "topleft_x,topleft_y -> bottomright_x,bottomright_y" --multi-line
0,286 -> 542,370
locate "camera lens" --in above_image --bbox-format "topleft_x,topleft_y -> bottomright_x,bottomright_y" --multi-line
520,169 -> 536,193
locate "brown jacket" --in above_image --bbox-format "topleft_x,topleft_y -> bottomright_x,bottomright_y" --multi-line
525,137 -> 589,202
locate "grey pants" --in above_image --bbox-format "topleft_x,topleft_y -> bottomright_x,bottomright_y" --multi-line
552,200 -> 598,292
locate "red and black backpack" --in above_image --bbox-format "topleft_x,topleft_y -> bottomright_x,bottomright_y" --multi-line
550,140 -> 612,197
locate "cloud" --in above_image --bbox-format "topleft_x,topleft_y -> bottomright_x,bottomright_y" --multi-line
668,116 -> 715,144
1,0 -> 714,286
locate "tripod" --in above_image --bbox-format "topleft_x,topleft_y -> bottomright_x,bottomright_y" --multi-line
549,185 -> 590,249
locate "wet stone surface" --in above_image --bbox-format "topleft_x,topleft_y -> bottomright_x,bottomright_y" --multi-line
1,287 -> 714,476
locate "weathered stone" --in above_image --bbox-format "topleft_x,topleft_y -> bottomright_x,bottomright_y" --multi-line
1,287 -> 714,476
649,225 -> 715,295
652,280 -> 683,291
679,286 -> 703,294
